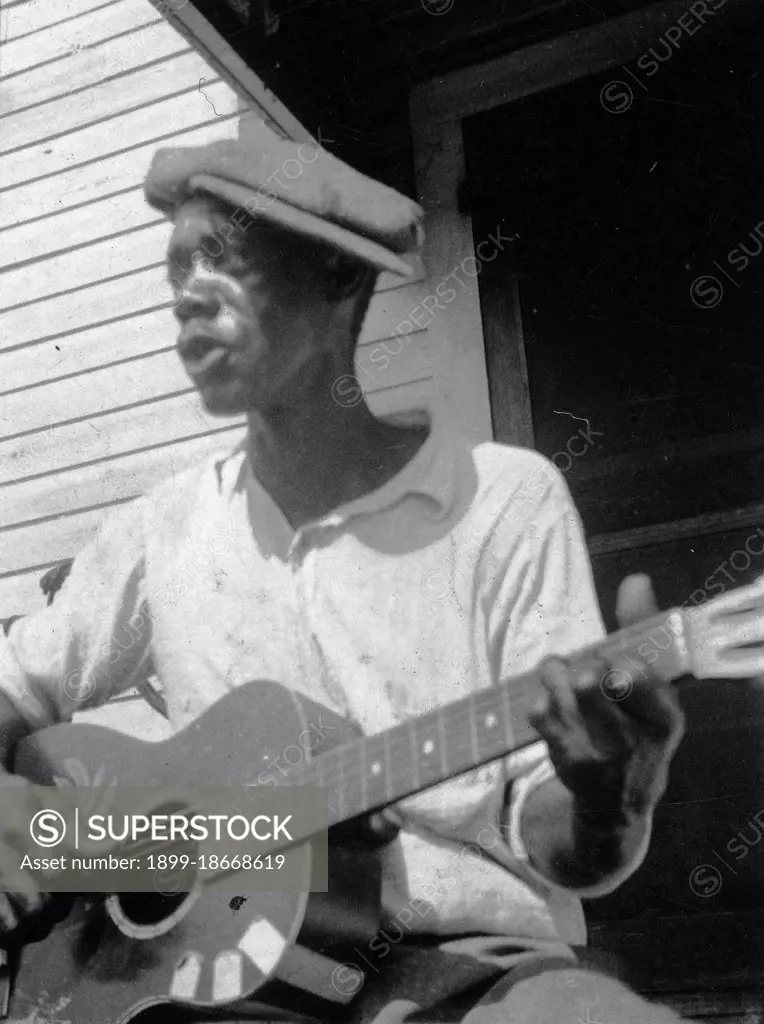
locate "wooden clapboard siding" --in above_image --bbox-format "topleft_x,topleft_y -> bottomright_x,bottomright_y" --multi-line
2,0 -> 123,43
1,506 -> 116,577
1,267 -> 185,351
1,50 -> 216,152
2,426 -> 247,528
0,311 -> 174,392
2,19 -> 179,116
0,188 -> 162,271
0,115 -> 239,229
367,378 -> 433,423
0,80 -> 240,190
1,0 -> 159,79
1,351 -> 197,441
0,393 -> 235,483
2,222 -> 174,307
0,0 -> 434,636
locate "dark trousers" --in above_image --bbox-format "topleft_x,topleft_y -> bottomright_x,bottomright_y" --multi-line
201,936 -> 694,1024
342,936 -> 691,1024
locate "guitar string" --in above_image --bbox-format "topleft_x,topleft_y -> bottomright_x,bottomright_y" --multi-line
109,606 -> 683,868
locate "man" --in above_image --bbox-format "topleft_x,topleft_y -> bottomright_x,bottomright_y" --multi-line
0,129 -> 686,1023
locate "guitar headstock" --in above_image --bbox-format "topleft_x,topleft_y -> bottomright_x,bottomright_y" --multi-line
682,575 -> 764,679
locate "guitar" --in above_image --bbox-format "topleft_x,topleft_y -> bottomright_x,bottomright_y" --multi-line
5,578 -> 764,1024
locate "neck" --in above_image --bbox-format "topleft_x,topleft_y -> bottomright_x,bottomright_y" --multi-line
245,362 -> 428,527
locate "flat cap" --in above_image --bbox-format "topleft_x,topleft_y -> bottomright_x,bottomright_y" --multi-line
144,126 -> 424,277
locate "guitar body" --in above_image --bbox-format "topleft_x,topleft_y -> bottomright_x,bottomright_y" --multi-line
7,682 -> 382,1024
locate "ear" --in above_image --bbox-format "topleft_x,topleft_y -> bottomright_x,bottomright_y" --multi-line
324,252 -> 374,300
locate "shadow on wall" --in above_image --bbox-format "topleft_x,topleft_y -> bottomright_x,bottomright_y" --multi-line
1,559 -> 75,636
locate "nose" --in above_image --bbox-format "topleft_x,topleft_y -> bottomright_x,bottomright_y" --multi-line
173,274 -> 220,323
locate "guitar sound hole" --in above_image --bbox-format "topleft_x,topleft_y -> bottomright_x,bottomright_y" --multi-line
117,891 -> 189,926
107,887 -> 200,939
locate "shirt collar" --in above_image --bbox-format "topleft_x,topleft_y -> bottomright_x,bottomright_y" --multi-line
327,412 -> 456,524
220,410 -> 457,525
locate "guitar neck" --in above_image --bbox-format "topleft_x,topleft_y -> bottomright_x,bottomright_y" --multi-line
293,606 -> 691,829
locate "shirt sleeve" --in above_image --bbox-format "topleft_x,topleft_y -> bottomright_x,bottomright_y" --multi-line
484,457 -> 647,894
486,456 -> 606,682
0,499 -> 152,730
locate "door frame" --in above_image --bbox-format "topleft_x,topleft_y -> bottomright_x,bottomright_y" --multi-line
408,0 -> 764,552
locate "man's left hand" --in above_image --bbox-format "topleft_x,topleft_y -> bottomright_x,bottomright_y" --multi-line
530,574 -> 685,823
521,574 -> 685,888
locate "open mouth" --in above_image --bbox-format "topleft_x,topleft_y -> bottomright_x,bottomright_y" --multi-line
181,336 -> 231,377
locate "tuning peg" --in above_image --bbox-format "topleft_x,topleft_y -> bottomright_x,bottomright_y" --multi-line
685,577 -> 764,679
696,574 -> 764,620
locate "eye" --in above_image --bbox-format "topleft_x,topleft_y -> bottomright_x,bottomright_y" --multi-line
191,246 -> 248,278
222,247 -> 251,276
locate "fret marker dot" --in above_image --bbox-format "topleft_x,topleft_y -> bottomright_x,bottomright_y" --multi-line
371,762 -> 382,775
422,740 -> 435,756
485,714 -> 498,729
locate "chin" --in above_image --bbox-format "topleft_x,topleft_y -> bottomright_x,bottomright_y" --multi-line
196,370 -> 286,417
197,383 -> 251,417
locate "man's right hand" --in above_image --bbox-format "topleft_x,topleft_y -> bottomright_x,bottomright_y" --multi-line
0,770 -> 55,939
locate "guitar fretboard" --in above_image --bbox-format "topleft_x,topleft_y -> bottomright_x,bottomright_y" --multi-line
290,606 -> 690,829
305,684 -> 518,824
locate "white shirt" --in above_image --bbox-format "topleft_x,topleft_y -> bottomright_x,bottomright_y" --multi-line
0,419 -> 640,945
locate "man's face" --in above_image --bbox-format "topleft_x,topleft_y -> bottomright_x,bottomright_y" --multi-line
167,195 -> 331,416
